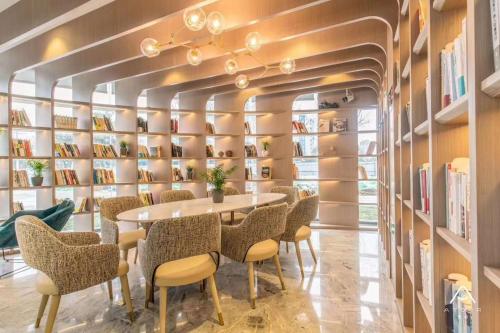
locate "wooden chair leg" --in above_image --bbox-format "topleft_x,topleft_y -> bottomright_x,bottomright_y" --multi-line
286,242 -> 289,253
45,295 -> 61,333
295,241 -> 304,278
134,248 -> 138,264
122,249 -> 129,262
106,280 -> 113,300
145,282 -> 152,308
272,255 -> 286,290
159,287 -> 168,333
306,238 -> 317,264
35,294 -> 49,328
247,261 -> 256,309
119,275 -> 135,321
208,274 -> 224,325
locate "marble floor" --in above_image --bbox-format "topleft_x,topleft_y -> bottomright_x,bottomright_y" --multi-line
0,230 -> 403,333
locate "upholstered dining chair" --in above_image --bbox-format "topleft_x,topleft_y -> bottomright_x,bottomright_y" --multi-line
138,213 -> 224,333
270,186 -> 298,206
221,203 -> 288,308
281,195 -> 320,278
159,189 -> 195,203
15,215 -> 134,333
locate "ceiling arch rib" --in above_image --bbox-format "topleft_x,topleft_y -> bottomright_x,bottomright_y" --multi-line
73,19 -> 389,100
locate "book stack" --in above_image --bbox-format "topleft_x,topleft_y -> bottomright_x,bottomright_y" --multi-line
138,145 -> 150,158
244,121 -> 251,135
139,192 -> 154,206
172,168 -> 184,181
206,144 -> 214,157
490,0 -> 500,70
444,273 -> 473,332
93,144 -> 118,158
150,146 -> 163,158
13,170 -> 30,187
138,169 -> 154,183
137,117 -> 148,132
170,119 -> 179,133
11,109 -> 31,126
93,169 -> 116,184
440,18 -> 467,108
11,139 -> 33,157
92,116 -> 113,131
74,197 -> 89,213
171,143 -> 183,157
54,115 -> 78,129
293,142 -> 303,157
244,144 -> 257,157
418,163 -> 431,214
292,121 -> 308,133
206,122 -> 216,134
13,202 -> 24,213
420,239 -> 432,305
331,118 -> 348,132
55,143 -> 81,158
55,169 -> 80,185
445,158 -> 471,242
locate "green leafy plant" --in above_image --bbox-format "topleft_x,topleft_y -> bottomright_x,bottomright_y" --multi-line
201,164 -> 237,191
27,160 -> 49,177
119,141 -> 128,149
186,165 -> 194,172
262,140 -> 271,151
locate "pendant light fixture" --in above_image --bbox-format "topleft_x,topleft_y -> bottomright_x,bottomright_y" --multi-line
187,47 -> 203,66
183,7 -> 206,31
224,58 -> 239,75
206,11 -> 225,35
280,58 -> 296,74
245,32 -> 262,52
235,74 -> 249,89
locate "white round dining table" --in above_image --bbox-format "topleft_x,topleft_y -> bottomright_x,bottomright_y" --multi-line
117,193 -> 286,229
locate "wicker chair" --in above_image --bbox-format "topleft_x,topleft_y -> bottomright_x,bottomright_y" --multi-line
138,213 -> 223,332
15,215 -> 134,333
270,186 -> 298,205
281,195 -> 320,278
221,203 -> 288,308
159,189 -> 195,203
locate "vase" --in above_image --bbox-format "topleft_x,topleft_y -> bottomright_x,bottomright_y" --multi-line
212,189 -> 224,203
187,170 -> 194,180
261,150 -> 269,157
31,176 -> 43,186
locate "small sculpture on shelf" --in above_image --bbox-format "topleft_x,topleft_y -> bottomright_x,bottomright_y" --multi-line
119,141 -> 130,157
225,150 -> 233,157
202,164 -> 237,203
261,140 -> 271,157
218,151 -> 224,158
27,160 -> 49,186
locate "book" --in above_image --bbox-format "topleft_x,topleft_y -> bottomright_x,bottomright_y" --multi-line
170,119 -> 179,133
92,116 -> 113,131
93,144 -> 118,158
331,118 -> 347,132
171,143 -> 183,157
293,142 -> 303,157
409,230 -> 414,267
149,146 -> 162,158
443,273 -> 472,333
418,0 -> 428,31
138,169 -> 154,183
11,139 -> 33,157
206,144 -> 215,157
206,122 -> 216,134
55,143 -> 81,158
490,0 -> 500,71
319,119 -> 330,133
138,145 -> 150,158
172,167 -> 184,181
357,166 -> 368,180
54,115 -> 78,129
11,109 -> 31,126
13,170 -> 30,187
418,163 -> 431,214
139,192 -> 154,206
55,169 -> 80,185
292,120 -> 308,133
244,121 -> 251,135
365,141 -> 376,155
93,169 -> 116,184
74,197 -> 89,213
245,167 -> 253,180
13,202 -> 24,213
137,117 -> 148,132
261,166 -> 271,179
244,144 -> 258,157
419,239 -> 432,305
445,158 -> 471,242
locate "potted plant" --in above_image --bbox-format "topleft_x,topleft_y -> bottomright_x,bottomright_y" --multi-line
201,164 -> 237,203
261,140 -> 271,157
27,160 -> 49,186
186,165 -> 194,180
119,141 -> 129,157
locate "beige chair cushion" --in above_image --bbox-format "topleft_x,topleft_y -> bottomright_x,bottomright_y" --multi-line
118,229 -> 146,250
220,212 -> 247,224
245,239 -> 279,262
295,225 -> 312,241
36,260 -> 129,295
155,254 -> 216,287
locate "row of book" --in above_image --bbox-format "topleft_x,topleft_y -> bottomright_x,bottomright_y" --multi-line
440,18 -> 467,109
444,273 -> 473,333
138,145 -> 164,158
418,163 -> 431,214
445,158 -> 471,243
171,119 -> 179,133
206,122 -> 216,134
54,115 -> 78,129
55,169 -> 80,186
137,117 -> 148,132
171,143 -> 183,157
206,144 -> 215,157
138,145 -> 150,158
13,170 -> 30,187
138,169 -> 154,182
420,239 -> 432,306
74,197 -> 90,213
93,116 -> 113,131
11,139 -> 33,157
293,142 -> 304,157
11,109 -> 31,127
244,144 -> 258,157
93,144 -> 118,158
55,143 -> 81,158
292,121 -> 308,133
139,192 -> 154,206
93,169 -> 116,184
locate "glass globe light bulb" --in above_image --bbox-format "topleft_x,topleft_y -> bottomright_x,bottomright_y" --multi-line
187,47 -> 203,66
235,74 -> 249,89
224,58 -> 239,75
206,11 -> 225,35
183,7 -> 206,31
280,58 -> 296,74
140,38 -> 160,58
245,32 -> 262,52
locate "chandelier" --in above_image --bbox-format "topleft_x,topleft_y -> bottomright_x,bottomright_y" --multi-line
140,7 -> 296,89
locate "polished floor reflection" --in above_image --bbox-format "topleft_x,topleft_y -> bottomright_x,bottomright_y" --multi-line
0,230 -> 402,332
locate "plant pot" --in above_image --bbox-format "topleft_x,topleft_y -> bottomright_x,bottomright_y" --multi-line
120,147 -> 129,157
212,189 -> 224,203
187,170 -> 194,180
261,150 -> 269,157
31,176 -> 43,186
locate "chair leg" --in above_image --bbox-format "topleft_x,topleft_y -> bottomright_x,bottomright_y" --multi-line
272,255 -> 286,290
286,242 -> 289,253
45,295 -> 61,333
208,274 -> 224,325
122,249 -> 129,262
306,237 -> 317,264
106,280 -> 113,300
35,294 -> 49,328
119,275 -> 135,321
134,248 -> 138,264
295,241 -> 304,278
145,282 -> 152,308
247,261 -> 256,309
159,287 -> 168,333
